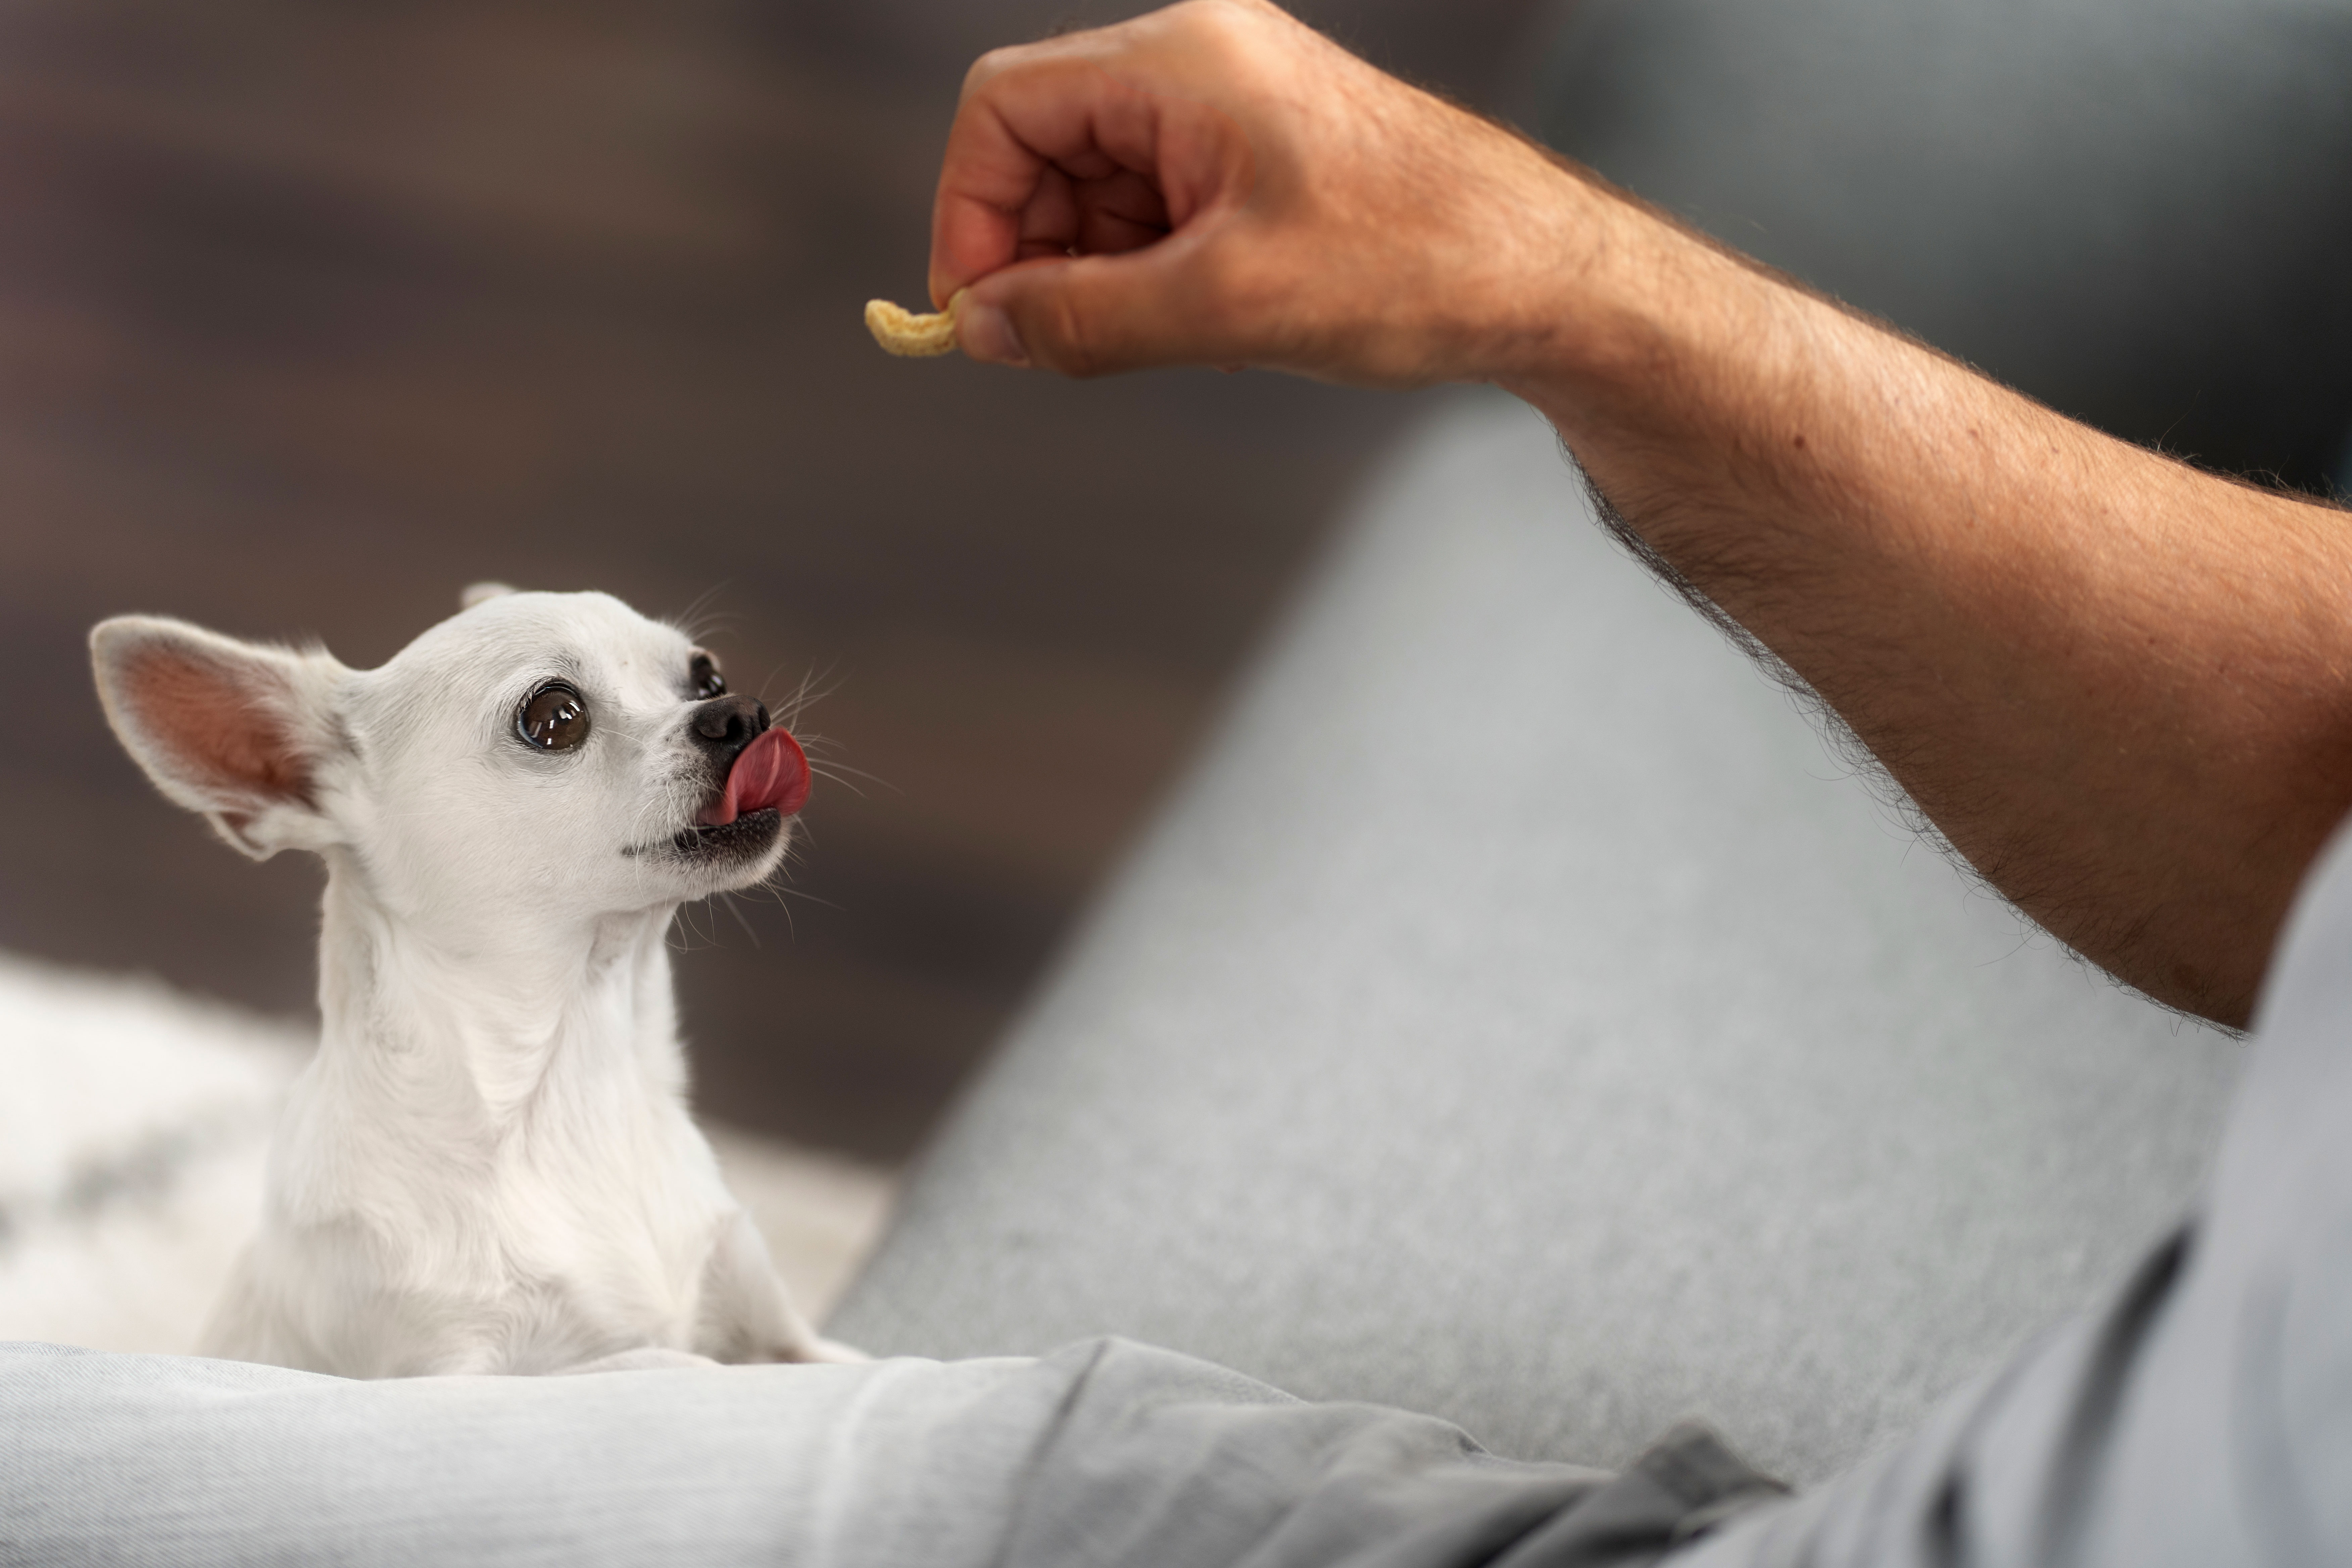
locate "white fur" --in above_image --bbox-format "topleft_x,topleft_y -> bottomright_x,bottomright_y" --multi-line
88,591 -> 854,1376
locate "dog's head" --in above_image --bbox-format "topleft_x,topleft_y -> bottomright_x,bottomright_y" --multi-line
89,586 -> 806,923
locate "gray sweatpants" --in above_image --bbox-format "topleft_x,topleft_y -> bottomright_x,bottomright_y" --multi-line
11,825 -> 2352,1567
1,1335 -> 1777,1567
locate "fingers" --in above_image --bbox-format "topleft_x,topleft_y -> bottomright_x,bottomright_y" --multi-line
922,0 -> 1508,384
1012,162 -> 1081,261
1074,168 -> 1173,254
929,47 -> 1250,310
1007,165 -> 1171,262
929,53 -> 1149,304
957,236 -> 1255,377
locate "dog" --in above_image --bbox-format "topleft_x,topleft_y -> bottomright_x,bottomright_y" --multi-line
88,584 -> 857,1376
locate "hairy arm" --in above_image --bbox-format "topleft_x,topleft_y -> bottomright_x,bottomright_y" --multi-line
929,0 -> 2352,1026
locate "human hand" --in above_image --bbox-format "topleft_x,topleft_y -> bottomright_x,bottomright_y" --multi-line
928,0 -> 1597,384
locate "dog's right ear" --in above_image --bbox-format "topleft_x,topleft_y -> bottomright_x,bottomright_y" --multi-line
460,582 -> 516,610
90,617 -> 349,861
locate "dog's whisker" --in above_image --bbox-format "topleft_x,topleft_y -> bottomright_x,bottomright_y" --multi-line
669,584 -> 736,648
742,871 -> 839,913
715,891 -> 762,948
806,762 -> 896,798
757,664 -> 841,735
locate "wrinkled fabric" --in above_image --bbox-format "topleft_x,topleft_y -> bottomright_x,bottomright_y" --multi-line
10,816 -> 2352,1565
0,1335 -> 1779,1568
1682,818 -> 2352,1566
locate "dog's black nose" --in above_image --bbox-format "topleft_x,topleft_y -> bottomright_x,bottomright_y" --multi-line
689,693 -> 769,764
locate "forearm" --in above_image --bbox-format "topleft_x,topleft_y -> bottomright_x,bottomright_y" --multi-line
930,0 -> 2352,1024
1499,172 -> 2352,1024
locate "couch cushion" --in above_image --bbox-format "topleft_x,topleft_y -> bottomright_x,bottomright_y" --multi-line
1532,0 -> 2352,491
830,392 -> 2242,1486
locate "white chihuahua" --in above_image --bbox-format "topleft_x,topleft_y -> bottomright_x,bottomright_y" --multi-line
89,585 -> 855,1376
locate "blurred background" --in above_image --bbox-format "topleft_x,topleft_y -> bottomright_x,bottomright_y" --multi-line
0,0 -> 1553,1167
4,0 -> 2346,1181
2,0 -> 2345,1364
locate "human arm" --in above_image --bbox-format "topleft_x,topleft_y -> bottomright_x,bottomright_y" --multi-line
926,0 -> 2352,1027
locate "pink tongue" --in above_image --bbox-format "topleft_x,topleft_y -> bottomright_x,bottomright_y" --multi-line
697,727 -> 811,828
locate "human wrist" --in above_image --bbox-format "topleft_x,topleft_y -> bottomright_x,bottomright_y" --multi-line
1386,129 -> 1623,393
1481,173 -> 1721,412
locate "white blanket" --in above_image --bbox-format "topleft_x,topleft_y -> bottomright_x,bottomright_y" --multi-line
0,952 -> 890,1355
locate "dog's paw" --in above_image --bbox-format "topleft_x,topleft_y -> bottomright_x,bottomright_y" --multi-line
795,1336 -> 870,1364
554,1346 -> 720,1375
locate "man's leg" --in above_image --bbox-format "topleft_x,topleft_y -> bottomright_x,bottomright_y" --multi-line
0,1335 -> 1781,1568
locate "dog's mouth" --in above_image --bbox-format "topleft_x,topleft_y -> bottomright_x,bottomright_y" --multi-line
670,806 -> 785,860
697,727 -> 811,828
664,726 -> 810,866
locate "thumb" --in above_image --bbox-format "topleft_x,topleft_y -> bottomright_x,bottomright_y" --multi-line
958,245 -> 1231,378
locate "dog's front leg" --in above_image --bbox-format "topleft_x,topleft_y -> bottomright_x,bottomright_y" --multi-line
697,1210 -> 866,1364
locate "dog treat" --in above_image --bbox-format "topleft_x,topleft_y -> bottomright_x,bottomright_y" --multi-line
864,290 -> 966,358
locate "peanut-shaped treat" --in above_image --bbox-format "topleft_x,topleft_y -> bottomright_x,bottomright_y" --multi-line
864,290 -> 966,358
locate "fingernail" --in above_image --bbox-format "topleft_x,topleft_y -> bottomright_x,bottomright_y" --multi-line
960,300 -> 1029,367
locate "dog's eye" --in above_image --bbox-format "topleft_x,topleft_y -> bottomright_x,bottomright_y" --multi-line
689,652 -> 726,700
518,682 -> 591,752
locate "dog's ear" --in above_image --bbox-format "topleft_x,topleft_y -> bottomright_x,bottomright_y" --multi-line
460,582 -> 516,610
90,617 -> 349,861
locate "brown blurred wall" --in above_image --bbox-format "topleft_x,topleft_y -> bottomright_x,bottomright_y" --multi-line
0,0 -> 1547,1161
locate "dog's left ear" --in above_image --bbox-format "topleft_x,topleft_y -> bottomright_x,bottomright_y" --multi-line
90,616 -> 350,861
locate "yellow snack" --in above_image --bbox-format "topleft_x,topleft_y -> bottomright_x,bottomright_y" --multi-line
864,290 -> 966,358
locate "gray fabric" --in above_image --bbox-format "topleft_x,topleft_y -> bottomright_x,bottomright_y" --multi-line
0,1340 -> 1041,1567
1683,815 -> 2352,1565
1530,0 -> 2352,491
10,826 -> 2352,1568
831,392 -> 2244,1486
0,1334 -> 1783,1568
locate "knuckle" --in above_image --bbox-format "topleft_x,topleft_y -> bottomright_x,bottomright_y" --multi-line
960,43 -> 1026,96
1172,0 -> 1242,48
1169,2 -> 1280,90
